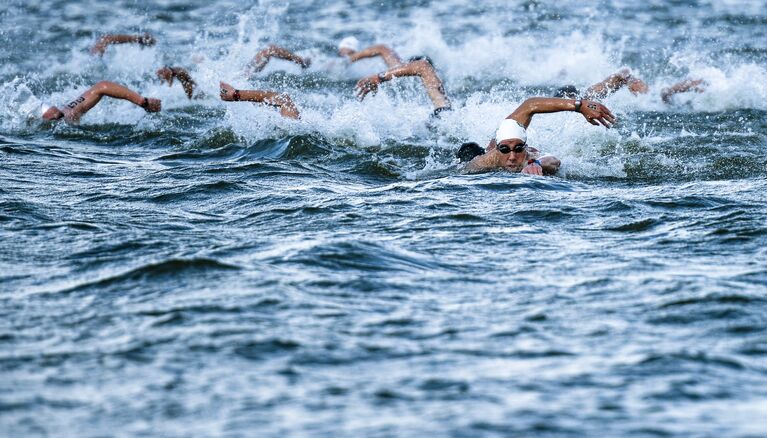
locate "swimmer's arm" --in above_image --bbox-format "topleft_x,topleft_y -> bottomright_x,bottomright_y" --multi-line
661,79 -> 706,104
462,155 -> 493,174
584,69 -> 632,99
247,45 -> 311,75
157,67 -> 196,99
348,45 -> 403,68
356,60 -> 450,108
64,81 -> 160,122
508,97 -> 616,128
219,82 -> 300,119
585,69 -> 648,99
91,33 -> 155,55
171,68 -> 196,99
539,156 -> 561,175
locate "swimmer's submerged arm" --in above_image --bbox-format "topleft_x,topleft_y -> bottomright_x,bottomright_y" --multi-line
91,33 -> 155,55
347,44 -> 403,68
508,97 -> 616,128
219,82 -> 300,119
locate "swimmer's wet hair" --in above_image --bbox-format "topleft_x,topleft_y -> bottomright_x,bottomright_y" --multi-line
456,142 -> 484,162
408,55 -> 434,66
554,85 -> 580,99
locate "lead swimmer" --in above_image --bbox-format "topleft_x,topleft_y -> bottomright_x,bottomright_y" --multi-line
457,97 -> 616,175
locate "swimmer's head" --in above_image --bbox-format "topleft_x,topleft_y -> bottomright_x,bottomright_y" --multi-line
495,119 -> 527,145
554,85 -> 580,99
456,142 -> 484,162
40,103 -> 63,121
496,119 -> 528,168
408,55 -> 434,66
338,36 -> 360,56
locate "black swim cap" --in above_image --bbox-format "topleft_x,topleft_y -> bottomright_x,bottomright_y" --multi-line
554,85 -> 580,99
408,55 -> 434,66
456,142 -> 485,162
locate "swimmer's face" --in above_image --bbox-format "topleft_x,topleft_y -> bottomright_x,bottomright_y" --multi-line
338,48 -> 354,57
497,140 -> 527,168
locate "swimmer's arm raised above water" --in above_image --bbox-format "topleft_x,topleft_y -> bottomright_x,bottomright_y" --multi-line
42,81 -> 161,123
661,79 -> 706,104
246,45 -> 311,75
157,67 -> 196,99
219,82 -> 300,120
355,59 -> 451,109
584,68 -> 649,99
508,97 -> 616,128
347,44 -> 403,69
91,33 -> 156,56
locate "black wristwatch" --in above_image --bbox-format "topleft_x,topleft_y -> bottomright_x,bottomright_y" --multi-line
377,72 -> 387,82
574,99 -> 582,113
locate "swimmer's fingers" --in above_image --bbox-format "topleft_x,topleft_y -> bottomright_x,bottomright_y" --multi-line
594,117 -> 611,128
355,85 -> 367,100
355,77 -> 377,100
600,108 -> 617,127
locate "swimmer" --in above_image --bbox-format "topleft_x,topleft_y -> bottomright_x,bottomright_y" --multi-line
554,68 -> 706,104
219,82 -> 300,120
40,81 -> 161,123
355,58 -> 451,116
458,97 -> 616,176
245,45 -> 312,77
156,66 -> 197,99
90,33 -> 156,56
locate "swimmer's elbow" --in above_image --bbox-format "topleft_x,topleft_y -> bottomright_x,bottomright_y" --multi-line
93,81 -> 114,92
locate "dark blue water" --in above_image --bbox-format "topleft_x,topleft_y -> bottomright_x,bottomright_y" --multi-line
2,1 -> 767,436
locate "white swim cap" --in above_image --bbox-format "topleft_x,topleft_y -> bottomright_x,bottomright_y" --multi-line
40,103 -> 53,118
495,119 -> 527,144
338,36 -> 360,52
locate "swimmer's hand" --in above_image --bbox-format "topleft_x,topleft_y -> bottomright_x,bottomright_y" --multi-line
628,78 -> 649,95
138,33 -> 156,47
157,67 -> 174,86
521,162 -> 543,176
579,100 -> 616,128
142,98 -> 162,113
355,75 -> 381,100
219,82 -> 237,101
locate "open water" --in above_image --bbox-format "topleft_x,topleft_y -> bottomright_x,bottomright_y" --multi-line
1,0 -> 767,436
